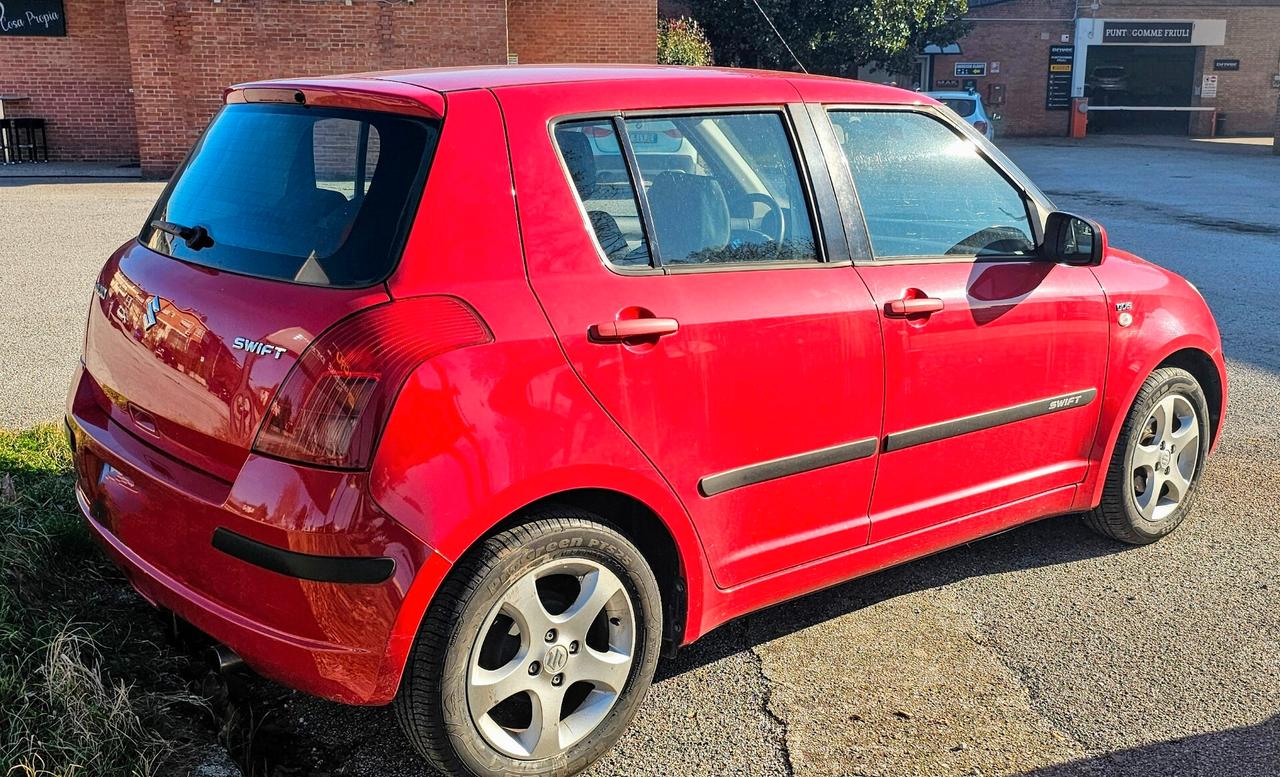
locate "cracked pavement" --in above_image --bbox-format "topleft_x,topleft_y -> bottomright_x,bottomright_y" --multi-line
2,136 -> 1277,776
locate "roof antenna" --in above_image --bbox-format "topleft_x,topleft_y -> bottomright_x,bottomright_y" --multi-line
747,0 -> 809,74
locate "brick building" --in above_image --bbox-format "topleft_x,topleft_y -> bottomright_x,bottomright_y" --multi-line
0,0 -> 657,175
855,0 -> 1280,139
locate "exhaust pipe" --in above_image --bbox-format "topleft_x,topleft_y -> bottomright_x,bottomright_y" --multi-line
209,644 -> 245,673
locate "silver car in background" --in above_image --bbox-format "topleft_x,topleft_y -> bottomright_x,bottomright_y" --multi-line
926,90 -> 996,140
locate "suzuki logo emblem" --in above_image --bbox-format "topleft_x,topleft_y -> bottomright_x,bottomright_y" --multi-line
143,296 -> 161,331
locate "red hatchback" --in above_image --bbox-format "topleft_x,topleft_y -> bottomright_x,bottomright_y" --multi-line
67,66 -> 1226,776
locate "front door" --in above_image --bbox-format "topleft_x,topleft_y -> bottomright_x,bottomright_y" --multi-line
823,107 -> 1110,542
500,83 -> 884,588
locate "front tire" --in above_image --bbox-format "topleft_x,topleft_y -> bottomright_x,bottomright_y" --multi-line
1084,367 -> 1211,544
395,509 -> 663,776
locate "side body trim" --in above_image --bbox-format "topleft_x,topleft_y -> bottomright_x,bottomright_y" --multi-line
212,528 -> 396,584
699,437 -> 878,497
885,388 -> 1098,452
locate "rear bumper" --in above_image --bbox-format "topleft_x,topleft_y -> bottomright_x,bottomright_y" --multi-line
67,368 -> 442,705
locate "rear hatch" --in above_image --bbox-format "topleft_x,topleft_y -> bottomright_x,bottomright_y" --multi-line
83,96 -> 440,480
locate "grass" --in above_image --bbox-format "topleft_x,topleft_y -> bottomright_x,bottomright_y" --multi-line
0,425 -> 203,777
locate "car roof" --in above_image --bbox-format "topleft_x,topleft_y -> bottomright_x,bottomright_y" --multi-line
926,91 -> 979,100
239,64 -> 922,104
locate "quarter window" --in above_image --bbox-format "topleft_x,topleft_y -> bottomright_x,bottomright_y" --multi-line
555,120 -> 653,268
828,110 -> 1035,259
623,113 -> 818,266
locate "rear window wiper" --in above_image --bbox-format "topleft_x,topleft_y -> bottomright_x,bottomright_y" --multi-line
150,219 -> 215,251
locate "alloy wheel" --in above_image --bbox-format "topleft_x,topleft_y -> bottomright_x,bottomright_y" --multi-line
466,558 -> 636,760
1131,393 -> 1200,522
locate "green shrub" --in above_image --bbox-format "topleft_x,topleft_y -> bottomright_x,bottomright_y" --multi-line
658,16 -> 714,66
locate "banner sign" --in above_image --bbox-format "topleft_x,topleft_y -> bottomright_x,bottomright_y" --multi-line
0,1 -> 66,36
1045,45 -> 1074,111
1102,21 -> 1192,44
954,62 -> 987,77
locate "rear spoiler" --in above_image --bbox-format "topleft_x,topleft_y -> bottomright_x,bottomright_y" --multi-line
225,78 -> 445,120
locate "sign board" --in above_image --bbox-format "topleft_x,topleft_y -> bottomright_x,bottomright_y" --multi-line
1274,74 -> 1280,89
1201,74 -> 1218,99
1102,21 -> 1193,44
1213,59 -> 1240,71
0,1 -> 66,36
1045,45 -> 1074,111
955,62 -> 987,77
934,78 -> 960,89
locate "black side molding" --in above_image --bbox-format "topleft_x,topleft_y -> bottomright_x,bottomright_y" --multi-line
884,388 -> 1098,453
212,528 -> 395,585
699,437 -> 878,497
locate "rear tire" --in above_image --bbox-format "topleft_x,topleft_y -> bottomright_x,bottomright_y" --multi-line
394,509 -> 662,776
1083,367 -> 1210,544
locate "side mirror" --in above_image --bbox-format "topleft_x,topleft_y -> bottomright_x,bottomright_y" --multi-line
1042,211 -> 1107,266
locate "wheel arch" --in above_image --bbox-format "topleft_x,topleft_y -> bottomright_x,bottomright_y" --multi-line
375,475 -> 710,703
1079,338 -> 1226,511
1156,347 -> 1224,446
501,488 -> 689,655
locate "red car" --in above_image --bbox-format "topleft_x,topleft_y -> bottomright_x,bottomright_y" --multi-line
66,66 -> 1225,776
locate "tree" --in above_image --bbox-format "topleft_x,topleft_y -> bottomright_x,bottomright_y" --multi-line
688,0 -> 969,77
658,16 -> 715,66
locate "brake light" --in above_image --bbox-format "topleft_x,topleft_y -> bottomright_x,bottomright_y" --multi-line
974,120 -> 989,135
253,296 -> 491,469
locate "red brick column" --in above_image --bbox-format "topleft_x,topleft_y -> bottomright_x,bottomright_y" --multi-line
507,0 -> 657,64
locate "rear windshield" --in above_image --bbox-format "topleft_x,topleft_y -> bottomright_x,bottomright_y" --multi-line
141,103 -> 439,288
937,98 -> 977,118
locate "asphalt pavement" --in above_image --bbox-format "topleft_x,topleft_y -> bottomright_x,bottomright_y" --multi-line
1,137 -> 1277,776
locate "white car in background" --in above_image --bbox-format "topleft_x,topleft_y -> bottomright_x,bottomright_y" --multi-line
926,90 -> 996,140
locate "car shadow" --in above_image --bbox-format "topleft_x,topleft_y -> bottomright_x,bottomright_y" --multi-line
656,511 -> 1128,681
1019,714 -> 1280,777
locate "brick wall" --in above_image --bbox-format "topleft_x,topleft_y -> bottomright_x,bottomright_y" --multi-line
0,0 -> 138,163
945,0 -> 1280,137
935,0 -> 1078,137
1092,2 -> 1280,136
124,0 -> 509,176
508,0 -> 657,64
2,0 -> 655,174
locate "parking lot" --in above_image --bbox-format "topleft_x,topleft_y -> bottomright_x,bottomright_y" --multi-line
2,137 -> 1277,776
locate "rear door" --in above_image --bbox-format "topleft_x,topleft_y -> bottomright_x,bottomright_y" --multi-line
81,98 -> 439,480
500,82 -> 884,589
817,106 -> 1109,542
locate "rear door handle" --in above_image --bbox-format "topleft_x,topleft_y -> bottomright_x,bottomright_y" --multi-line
589,317 -> 680,342
886,297 -> 944,317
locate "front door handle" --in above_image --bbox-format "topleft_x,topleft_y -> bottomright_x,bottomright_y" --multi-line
886,297 -> 944,317
589,317 -> 680,342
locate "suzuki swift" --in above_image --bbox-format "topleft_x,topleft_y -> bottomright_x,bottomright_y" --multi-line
67,65 -> 1226,777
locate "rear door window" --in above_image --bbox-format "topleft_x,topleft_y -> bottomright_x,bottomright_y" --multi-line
624,112 -> 818,266
142,103 -> 438,288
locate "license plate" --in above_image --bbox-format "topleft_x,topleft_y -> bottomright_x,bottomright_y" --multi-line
630,132 -> 659,145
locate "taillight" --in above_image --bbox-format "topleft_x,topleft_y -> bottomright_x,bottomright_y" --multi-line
252,296 -> 491,469
974,120 -> 989,135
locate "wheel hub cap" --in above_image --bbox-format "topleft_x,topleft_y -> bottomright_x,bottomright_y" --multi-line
543,644 -> 570,675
